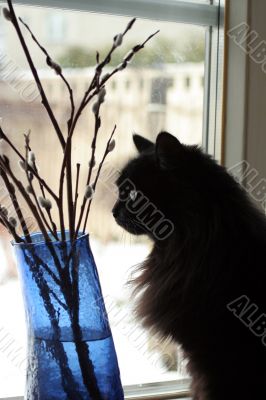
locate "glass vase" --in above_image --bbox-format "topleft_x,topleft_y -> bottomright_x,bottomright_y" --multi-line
13,232 -> 124,400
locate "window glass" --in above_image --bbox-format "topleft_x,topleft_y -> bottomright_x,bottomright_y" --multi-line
0,3 -> 205,397
183,0 -> 211,3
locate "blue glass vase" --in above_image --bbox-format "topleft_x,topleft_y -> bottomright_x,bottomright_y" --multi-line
13,232 -> 124,400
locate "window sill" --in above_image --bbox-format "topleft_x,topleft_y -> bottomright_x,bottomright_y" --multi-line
124,379 -> 191,399
4,379 -> 191,400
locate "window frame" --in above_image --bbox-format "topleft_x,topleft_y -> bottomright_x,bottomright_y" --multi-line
1,1 -> 225,399
7,379 -> 192,400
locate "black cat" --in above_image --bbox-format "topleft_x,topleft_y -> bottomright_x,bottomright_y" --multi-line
112,132 -> 266,400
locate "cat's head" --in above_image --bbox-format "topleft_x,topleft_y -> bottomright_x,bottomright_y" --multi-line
112,131 -> 221,241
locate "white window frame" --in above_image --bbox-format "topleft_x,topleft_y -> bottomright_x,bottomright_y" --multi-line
4,0 -> 225,398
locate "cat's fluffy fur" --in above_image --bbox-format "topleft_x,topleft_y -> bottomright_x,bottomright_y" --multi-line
112,132 -> 266,400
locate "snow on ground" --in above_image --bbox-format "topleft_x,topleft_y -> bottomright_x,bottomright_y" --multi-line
0,239 -> 180,398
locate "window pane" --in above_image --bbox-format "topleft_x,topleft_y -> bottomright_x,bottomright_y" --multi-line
0,3 -> 205,397
183,0 -> 211,3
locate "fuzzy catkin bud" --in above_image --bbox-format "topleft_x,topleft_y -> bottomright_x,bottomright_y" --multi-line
126,18 -> 136,32
1,207 -> 8,217
28,160 -> 34,170
9,217 -> 17,228
28,172 -> 34,181
89,156 -> 96,168
38,196 -> 45,207
114,33 -> 123,47
117,61 -> 127,71
38,196 -> 52,210
84,185 -> 94,200
18,160 -> 26,171
28,151 -> 35,163
101,73 -> 110,83
107,139 -> 116,153
124,50 -> 135,63
46,57 -> 62,75
26,185 -> 33,194
52,62 -> 62,75
45,199 -> 52,210
3,8 -> 11,21
2,155 -> 9,166
98,87 -> 106,104
92,101 -> 100,115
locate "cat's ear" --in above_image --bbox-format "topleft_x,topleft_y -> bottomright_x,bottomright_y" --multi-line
133,134 -> 154,153
156,131 -> 184,168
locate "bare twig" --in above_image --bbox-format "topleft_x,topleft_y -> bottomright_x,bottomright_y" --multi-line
50,289 -> 68,311
0,156 -> 50,242
74,106 -> 102,238
17,15 -> 76,241
58,19 -> 156,241
84,30 -> 160,110
0,166 -> 32,242
0,126 -> 59,202
19,17 -> 75,131
39,183 -> 58,239
24,136 -> 58,241
0,210 -> 24,243
6,0 -> 65,149
2,4 -> 158,247
82,126 -> 116,233
73,163 -> 81,228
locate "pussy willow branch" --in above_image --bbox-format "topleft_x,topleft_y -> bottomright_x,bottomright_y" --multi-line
40,184 -> 58,239
63,24 -> 159,238
58,17 -> 139,228
61,26 -> 160,216
74,105 -> 102,238
73,163 -> 80,228
19,16 -> 75,240
66,147 -> 74,240
6,0 -> 65,149
0,126 -> 58,203
0,156 -> 50,242
50,289 -> 67,311
23,250 -> 82,400
24,139 -> 58,241
0,166 -> 32,242
25,137 -> 58,238
69,250 -> 103,399
0,210 -> 23,243
65,18 -> 138,141
19,17 -> 75,131
24,247 -> 62,292
3,2 -> 159,243
83,29 -> 160,109
24,134 -> 58,238
35,257 -> 61,287
82,125 -> 116,233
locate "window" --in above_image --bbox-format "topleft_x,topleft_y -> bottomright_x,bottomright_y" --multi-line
0,0 -> 224,398
47,13 -> 66,43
